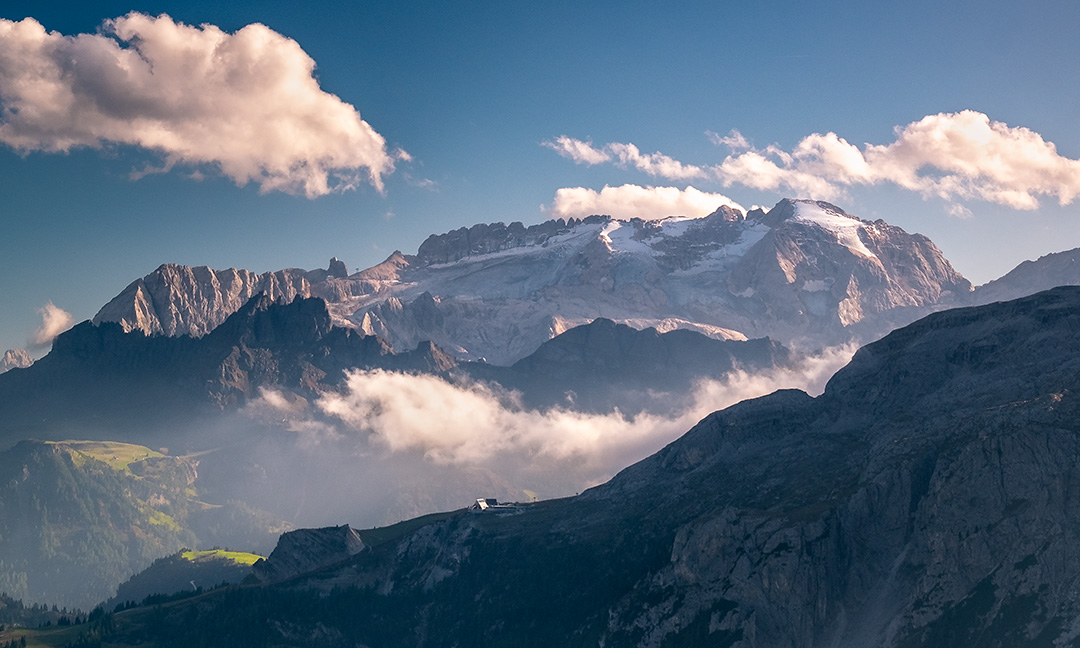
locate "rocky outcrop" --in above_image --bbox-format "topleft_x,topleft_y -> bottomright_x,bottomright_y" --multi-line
128,286 -> 1080,647
414,218 -> 591,265
93,259 -> 352,337
253,525 -> 365,583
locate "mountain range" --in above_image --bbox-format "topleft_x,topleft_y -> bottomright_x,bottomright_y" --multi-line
2,196 -> 1080,628
0,273 -> 800,609
61,285 -> 1080,647
0,291 -> 791,436
88,199 -> 973,365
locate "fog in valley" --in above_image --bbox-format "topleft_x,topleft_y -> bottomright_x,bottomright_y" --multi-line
186,344 -> 857,532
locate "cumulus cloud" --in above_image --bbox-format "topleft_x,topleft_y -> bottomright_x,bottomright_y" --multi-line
0,13 -> 400,197
29,301 -> 73,348
247,345 -> 855,487
550,112 -> 1080,211
548,183 -> 744,220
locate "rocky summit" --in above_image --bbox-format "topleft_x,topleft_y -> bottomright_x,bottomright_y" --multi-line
92,286 -> 1080,647
94,199 -> 971,364
252,525 -> 365,583
0,348 -> 31,373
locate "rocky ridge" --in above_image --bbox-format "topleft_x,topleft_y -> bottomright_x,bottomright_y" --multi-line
970,246 -> 1080,306
252,525 -> 365,583
92,257 -> 351,338
0,294 -> 795,532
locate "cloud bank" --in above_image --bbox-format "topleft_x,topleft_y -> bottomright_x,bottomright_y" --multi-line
0,13 -> 400,197
549,183 -> 744,221
248,345 -> 855,488
549,111 -> 1080,211
29,301 -> 73,348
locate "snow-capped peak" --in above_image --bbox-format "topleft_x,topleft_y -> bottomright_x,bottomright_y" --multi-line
791,201 -> 877,260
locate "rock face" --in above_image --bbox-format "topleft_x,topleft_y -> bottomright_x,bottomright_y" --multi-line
94,200 -> 971,364
92,259 -> 352,337
122,287 -> 1080,647
252,525 -> 364,583
0,348 -> 31,373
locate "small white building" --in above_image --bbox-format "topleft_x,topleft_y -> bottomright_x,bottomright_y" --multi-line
470,498 -> 500,511
469,498 -> 519,512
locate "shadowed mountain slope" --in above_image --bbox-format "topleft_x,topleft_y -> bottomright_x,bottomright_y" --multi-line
85,286 -> 1080,647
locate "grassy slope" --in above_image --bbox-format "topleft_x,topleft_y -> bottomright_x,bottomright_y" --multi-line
0,439 -> 282,609
181,550 -> 263,566
48,441 -> 164,473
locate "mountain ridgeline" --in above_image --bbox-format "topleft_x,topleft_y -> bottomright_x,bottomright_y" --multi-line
0,292 -> 793,438
78,286 -> 1080,647
91,199 -> 973,364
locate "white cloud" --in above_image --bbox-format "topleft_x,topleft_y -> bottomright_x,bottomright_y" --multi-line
606,142 -> 706,180
707,129 -> 751,151
0,13 -> 399,197
248,345 -> 856,487
545,136 -> 706,179
550,112 -> 1080,210
946,203 -> 973,219
859,111 -> 1080,209
712,148 -> 847,200
548,183 -> 744,221
29,301 -> 73,348
542,135 -> 612,165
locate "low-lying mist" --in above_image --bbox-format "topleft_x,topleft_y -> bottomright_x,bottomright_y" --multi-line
196,344 -> 856,532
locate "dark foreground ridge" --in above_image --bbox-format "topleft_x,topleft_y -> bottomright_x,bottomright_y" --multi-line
44,286 -> 1080,647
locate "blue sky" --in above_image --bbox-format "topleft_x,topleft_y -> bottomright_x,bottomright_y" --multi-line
1,0 -> 1079,356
